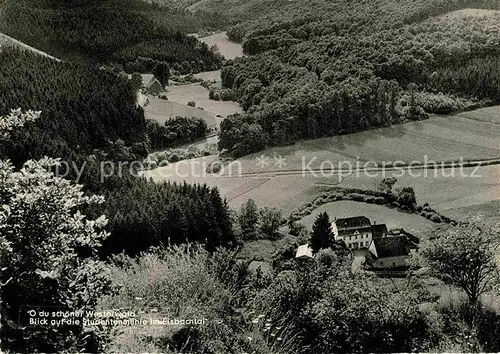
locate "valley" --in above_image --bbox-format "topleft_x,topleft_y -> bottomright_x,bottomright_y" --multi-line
2,1 -> 500,352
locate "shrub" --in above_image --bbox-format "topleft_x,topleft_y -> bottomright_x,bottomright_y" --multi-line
346,193 -> 364,201
187,101 -> 196,107
365,196 -> 376,203
313,198 -> 325,207
374,196 -> 385,204
101,246 -> 257,353
415,91 -> 468,114
221,89 -> 235,101
168,152 -> 180,162
206,160 -> 223,174
1,157 -> 112,353
430,215 -> 442,223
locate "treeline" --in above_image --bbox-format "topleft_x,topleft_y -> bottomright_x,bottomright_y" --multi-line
146,116 -> 208,150
79,165 -> 236,256
0,48 -> 146,166
218,0 -> 500,157
0,0 -> 224,73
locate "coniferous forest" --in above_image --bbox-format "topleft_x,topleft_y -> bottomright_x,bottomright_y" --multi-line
0,48 -> 146,166
0,0 -> 224,73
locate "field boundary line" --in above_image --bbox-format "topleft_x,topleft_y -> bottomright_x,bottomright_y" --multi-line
219,158 -> 500,178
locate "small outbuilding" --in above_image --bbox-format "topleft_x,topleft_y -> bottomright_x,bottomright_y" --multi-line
364,236 -> 412,270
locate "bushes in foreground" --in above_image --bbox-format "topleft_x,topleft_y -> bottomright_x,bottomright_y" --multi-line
289,186 -> 452,224
100,246 -> 297,353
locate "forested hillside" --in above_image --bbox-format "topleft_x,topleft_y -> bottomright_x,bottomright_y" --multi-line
0,47 -> 236,260
0,48 -> 146,165
0,0 -> 224,73
216,0 -> 500,156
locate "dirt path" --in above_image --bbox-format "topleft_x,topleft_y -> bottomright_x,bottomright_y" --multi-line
219,157 -> 500,178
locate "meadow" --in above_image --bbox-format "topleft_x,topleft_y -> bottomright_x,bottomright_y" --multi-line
145,106 -> 500,220
224,114 -> 500,175
458,106 -> 500,124
339,165 -> 500,217
196,31 -> 244,60
166,83 -> 243,119
143,96 -> 218,127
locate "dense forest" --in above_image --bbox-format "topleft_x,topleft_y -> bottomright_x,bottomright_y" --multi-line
0,0 -> 224,73
0,48 -> 146,166
216,0 -> 500,156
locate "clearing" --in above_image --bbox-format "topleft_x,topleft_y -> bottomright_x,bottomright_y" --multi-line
196,31 -> 243,60
432,8 -> 500,22
165,84 -> 243,119
143,96 -> 217,127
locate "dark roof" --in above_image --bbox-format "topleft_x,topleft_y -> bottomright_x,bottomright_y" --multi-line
389,228 -> 420,243
373,236 -> 410,258
335,216 -> 371,230
371,224 -> 388,238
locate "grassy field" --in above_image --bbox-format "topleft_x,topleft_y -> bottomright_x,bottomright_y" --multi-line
432,8 -> 500,22
165,84 -> 242,119
458,106 -> 500,124
143,95 -> 218,127
196,31 -> 243,60
141,155 -> 336,214
193,70 -> 221,82
300,201 -> 435,239
226,114 -> 500,175
145,107 -> 500,219
340,165 -> 500,217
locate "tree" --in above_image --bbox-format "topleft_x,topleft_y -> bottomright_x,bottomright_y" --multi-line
238,199 -> 259,241
378,177 -> 398,195
310,212 -> 333,253
234,123 -> 268,157
397,186 -> 417,208
130,72 -> 143,90
259,207 -> 283,240
421,216 -> 500,309
152,61 -> 170,87
0,110 -> 112,352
